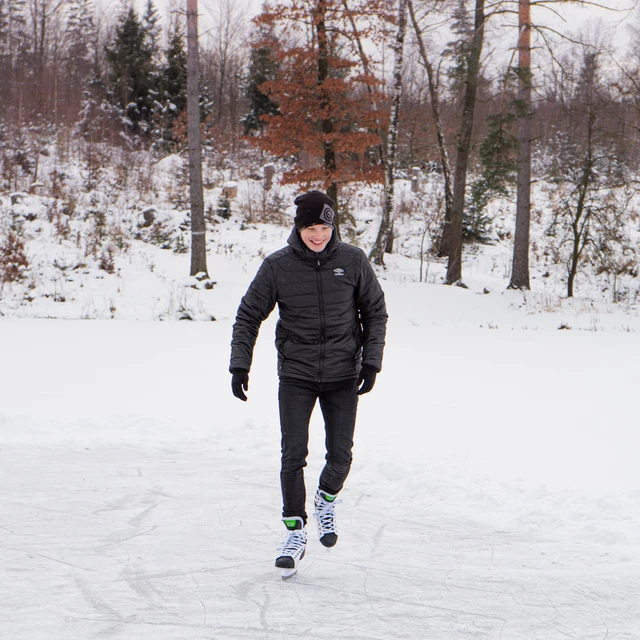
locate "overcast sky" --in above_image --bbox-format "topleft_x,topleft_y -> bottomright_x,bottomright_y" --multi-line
116,0 -> 638,59
531,1 -> 637,52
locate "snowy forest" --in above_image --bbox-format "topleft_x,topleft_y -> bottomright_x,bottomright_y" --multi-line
3,3 -> 640,635
2,0 -> 640,313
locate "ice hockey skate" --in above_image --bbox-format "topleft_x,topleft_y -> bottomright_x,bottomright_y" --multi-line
313,489 -> 340,548
275,517 -> 307,580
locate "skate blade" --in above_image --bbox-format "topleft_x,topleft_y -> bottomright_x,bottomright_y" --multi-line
281,568 -> 298,580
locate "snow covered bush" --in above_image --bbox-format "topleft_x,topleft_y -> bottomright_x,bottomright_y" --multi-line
0,230 -> 29,284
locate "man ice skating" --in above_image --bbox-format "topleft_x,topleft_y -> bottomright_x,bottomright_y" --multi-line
229,190 -> 388,579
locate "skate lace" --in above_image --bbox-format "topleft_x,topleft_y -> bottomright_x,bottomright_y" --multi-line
314,496 -> 342,534
277,529 -> 307,557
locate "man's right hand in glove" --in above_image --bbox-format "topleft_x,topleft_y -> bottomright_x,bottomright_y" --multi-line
231,369 -> 249,401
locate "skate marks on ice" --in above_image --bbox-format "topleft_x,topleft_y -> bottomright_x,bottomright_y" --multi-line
3,443 -> 640,639
269,506 -> 639,640
0,442 -> 257,639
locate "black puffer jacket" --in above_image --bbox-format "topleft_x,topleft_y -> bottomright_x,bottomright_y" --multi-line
230,228 -> 387,382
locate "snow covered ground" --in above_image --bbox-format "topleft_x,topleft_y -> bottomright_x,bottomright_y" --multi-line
2,218 -> 640,638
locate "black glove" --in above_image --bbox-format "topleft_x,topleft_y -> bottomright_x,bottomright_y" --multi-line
357,365 -> 377,396
231,369 -> 249,401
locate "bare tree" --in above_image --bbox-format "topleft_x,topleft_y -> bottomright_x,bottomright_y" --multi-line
371,0 -> 408,265
446,0 -> 486,285
186,0 -> 208,277
407,0 -> 453,256
0,0 -> 28,123
505,0 -> 631,289
546,49 -> 631,298
201,0 -> 248,152
27,0 -> 66,114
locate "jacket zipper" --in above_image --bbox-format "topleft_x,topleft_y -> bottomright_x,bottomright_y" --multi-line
317,258 -> 326,382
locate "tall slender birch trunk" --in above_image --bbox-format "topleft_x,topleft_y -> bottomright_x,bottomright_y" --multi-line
445,0 -> 485,285
370,0 -> 407,266
508,0 -> 532,290
186,0 -> 208,276
407,0 -> 453,256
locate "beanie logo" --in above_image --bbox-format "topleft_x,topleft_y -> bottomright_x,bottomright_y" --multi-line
333,268 -> 345,276
319,204 -> 335,226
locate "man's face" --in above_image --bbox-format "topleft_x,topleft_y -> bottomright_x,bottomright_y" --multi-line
300,224 -> 333,252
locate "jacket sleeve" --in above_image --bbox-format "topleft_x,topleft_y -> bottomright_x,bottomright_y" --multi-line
229,259 -> 277,372
356,252 -> 388,373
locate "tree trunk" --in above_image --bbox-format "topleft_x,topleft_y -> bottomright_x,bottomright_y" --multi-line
370,0 -> 407,266
186,0 -> 208,277
567,203 -> 586,298
508,0 -> 532,290
567,166 -> 590,298
446,0 -> 485,285
315,0 -> 340,238
407,0 -> 453,257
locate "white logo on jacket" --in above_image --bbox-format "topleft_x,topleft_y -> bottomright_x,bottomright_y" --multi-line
333,268 -> 345,276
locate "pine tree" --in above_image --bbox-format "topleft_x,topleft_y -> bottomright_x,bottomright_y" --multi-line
243,27 -> 279,135
0,1 -> 8,59
0,1 -> 10,99
0,0 -> 28,113
142,0 -> 162,55
142,0 -> 162,118
165,26 -> 187,113
466,106 -> 519,243
445,0 -> 473,91
65,0 -> 96,73
63,0 -> 97,111
104,5 -> 159,136
154,22 -> 187,150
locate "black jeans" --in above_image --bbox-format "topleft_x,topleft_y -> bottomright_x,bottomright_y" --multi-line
278,376 -> 359,523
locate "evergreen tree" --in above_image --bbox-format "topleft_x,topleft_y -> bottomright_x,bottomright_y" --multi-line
466,108 -> 519,243
104,4 -> 159,136
77,26 -> 110,144
0,1 -> 8,60
445,0 -> 473,92
142,0 -> 162,55
154,23 -> 187,150
0,0 -> 28,104
164,26 -> 187,114
243,28 -> 279,135
64,0 -> 97,97
0,1 -> 9,98
142,0 -> 162,114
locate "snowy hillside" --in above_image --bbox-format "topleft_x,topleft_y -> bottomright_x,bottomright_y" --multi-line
2,149 -> 640,330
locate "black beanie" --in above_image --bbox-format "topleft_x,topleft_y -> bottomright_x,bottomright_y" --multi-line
293,190 -> 336,230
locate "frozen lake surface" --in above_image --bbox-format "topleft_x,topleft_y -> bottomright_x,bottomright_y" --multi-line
1,315 -> 639,639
